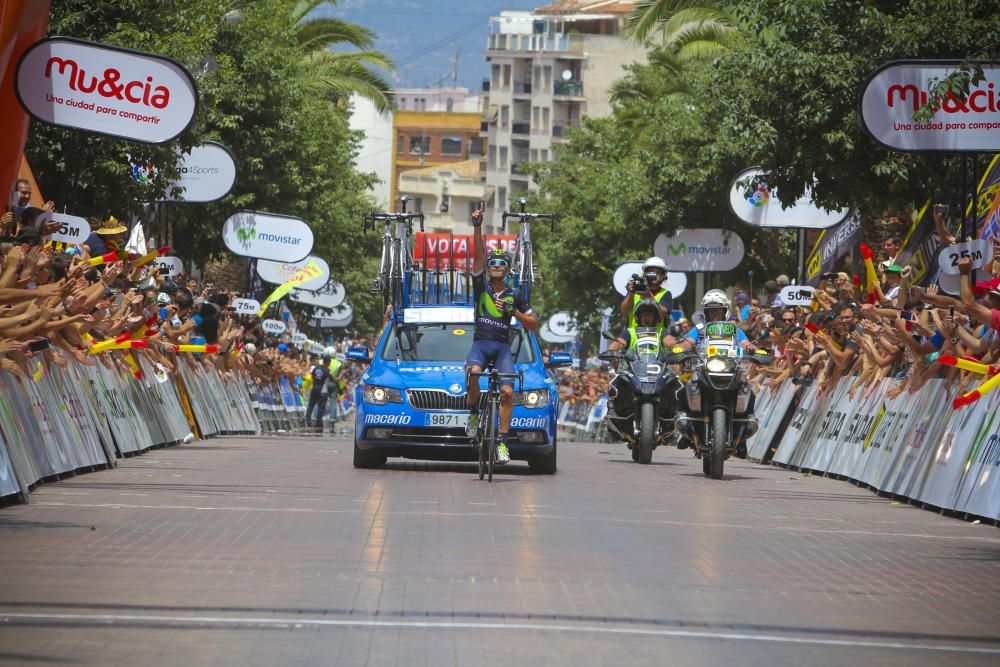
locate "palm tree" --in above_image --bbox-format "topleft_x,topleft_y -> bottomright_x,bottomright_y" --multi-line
291,0 -> 395,114
624,1 -> 736,59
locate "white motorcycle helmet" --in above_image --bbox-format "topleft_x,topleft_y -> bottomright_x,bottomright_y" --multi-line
701,289 -> 731,321
323,346 -> 337,359
642,256 -> 668,275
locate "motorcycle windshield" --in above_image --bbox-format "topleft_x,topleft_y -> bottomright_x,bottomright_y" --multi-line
630,328 -> 663,380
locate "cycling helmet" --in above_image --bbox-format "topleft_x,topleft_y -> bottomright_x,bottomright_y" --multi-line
487,247 -> 512,266
701,289 -> 731,320
642,256 -> 668,274
632,298 -> 662,327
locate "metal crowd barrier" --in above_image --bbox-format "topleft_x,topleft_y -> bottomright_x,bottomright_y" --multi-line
745,377 -> 1000,523
0,348 -> 261,505
557,395 -> 612,442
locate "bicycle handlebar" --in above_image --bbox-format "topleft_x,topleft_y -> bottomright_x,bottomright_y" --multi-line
362,210 -> 426,233
469,368 -> 524,390
501,210 -> 557,233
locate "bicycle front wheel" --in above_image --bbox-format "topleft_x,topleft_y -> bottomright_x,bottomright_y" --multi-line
485,397 -> 498,483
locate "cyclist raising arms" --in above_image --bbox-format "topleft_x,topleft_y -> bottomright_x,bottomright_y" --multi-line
464,203 -> 538,463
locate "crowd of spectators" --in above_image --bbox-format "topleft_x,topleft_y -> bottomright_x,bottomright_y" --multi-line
722,209 -> 1000,404
0,189 -> 364,407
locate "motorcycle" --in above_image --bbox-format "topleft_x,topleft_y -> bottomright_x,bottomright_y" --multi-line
598,326 -> 682,464
666,322 -> 772,479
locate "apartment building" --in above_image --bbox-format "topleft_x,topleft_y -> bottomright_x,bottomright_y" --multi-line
390,110 -> 485,204
480,1 -> 646,226
397,159 -> 488,235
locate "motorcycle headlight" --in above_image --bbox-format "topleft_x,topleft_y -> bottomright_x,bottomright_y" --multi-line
705,358 -> 730,374
515,389 -> 547,408
363,385 -> 402,405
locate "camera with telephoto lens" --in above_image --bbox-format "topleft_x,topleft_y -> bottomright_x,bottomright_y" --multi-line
631,273 -> 648,293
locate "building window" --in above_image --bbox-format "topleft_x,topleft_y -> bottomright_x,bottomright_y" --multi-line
413,197 -> 423,212
488,145 -> 497,168
397,134 -> 404,154
499,146 -> 508,169
542,107 -> 550,130
441,137 -> 463,156
498,187 -> 507,211
501,105 -> 509,127
410,135 -> 431,155
439,194 -> 450,213
446,98 -> 454,112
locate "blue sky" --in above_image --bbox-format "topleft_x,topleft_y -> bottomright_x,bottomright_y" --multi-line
311,0 -> 538,91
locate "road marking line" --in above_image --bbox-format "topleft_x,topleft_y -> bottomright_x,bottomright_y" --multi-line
0,612 -> 996,655
26,503 -> 999,543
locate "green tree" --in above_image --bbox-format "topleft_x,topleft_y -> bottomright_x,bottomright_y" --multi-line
292,0 -> 395,114
25,0 -> 385,333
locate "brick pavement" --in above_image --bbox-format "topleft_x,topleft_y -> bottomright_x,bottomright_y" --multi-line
0,433 -> 997,666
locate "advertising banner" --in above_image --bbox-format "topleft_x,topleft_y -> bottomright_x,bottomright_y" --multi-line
290,280 -> 345,309
222,211 -> 313,263
257,255 -> 330,290
258,259 -> 323,314
895,201 -> 944,287
653,230 -> 745,272
975,154 -> 1000,241
414,232 -> 517,269
38,212 -> 88,244
861,61 -> 1000,152
611,260 -> 687,297
729,167 -> 849,229
166,141 -> 236,202
953,389 -> 1000,520
15,37 -> 197,144
804,214 -> 863,286
547,312 -> 578,338
746,381 -> 798,462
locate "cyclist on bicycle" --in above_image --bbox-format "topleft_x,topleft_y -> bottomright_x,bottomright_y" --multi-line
464,203 -> 538,463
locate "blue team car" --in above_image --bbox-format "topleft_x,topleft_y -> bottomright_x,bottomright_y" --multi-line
348,305 -> 571,473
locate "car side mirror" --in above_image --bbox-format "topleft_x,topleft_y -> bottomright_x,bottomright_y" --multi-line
346,345 -> 371,363
546,351 -> 573,367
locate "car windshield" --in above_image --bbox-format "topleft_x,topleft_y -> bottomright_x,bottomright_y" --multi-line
380,323 -> 536,363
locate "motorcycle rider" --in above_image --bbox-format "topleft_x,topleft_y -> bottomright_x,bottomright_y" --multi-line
605,299 -> 679,441
667,289 -> 757,458
621,256 -> 673,328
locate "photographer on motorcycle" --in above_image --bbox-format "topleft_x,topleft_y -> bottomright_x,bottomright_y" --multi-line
667,290 -> 757,458
620,257 -> 673,328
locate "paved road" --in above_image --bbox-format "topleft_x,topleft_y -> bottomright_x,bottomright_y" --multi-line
0,432 -> 997,666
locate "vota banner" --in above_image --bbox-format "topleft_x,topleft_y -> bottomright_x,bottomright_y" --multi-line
257,255 -> 330,291
166,141 -> 236,202
861,61 -> 1000,152
15,37 -> 197,144
729,167 -> 849,229
414,232 -> 516,269
653,229 -> 745,272
222,211 -> 313,262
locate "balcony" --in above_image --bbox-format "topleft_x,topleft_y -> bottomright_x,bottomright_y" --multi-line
552,121 -> 579,139
511,122 -> 530,136
513,82 -> 532,95
487,32 -> 578,54
554,80 -> 584,97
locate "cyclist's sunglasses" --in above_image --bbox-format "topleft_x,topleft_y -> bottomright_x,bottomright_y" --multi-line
487,258 -> 509,268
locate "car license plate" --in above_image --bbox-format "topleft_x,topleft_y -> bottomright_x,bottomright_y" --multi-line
425,413 -> 469,427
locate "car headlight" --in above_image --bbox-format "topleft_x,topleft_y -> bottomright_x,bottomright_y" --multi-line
705,358 -> 732,374
515,389 -> 547,408
363,385 -> 402,405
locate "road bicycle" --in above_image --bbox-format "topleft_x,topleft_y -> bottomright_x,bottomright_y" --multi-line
363,195 -> 425,314
469,365 -> 522,482
501,197 -> 557,299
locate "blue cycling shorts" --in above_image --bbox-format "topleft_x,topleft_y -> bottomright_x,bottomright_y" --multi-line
466,339 -> 516,386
